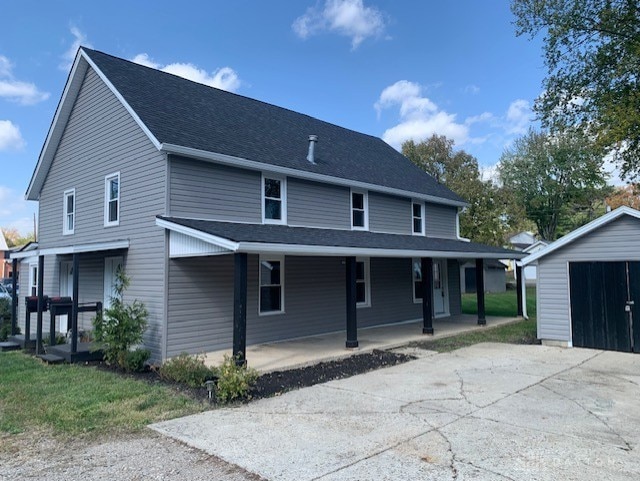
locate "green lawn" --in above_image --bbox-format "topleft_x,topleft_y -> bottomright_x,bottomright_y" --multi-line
462,286 -> 537,318
0,352 -> 205,437
412,287 -> 538,353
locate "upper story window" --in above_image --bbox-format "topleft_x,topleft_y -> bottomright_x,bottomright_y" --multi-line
259,255 -> 284,315
63,189 -> 75,235
263,175 -> 287,224
104,172 -> 120,227
351,190 -> 368,230
412,201 -> 424,235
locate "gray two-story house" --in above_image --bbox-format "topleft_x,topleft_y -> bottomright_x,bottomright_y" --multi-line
11,48 -> 523,363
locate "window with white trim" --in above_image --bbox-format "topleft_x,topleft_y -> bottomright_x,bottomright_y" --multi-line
412,201 -> 424,235
259,256 -> 284,314
263,176 -> 286,224
29,263 -> 38,297
412,258 -> 423,303
63,189 -> 75,235
104,173 -> 120,226
351,190 -> 368,230
356,257 -> 371,307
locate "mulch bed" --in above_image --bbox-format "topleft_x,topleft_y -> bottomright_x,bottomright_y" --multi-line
92,349 -> 415,405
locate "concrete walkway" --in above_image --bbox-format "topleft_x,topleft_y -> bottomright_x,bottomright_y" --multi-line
153,343 -> 640,481
204,315 -> 519,372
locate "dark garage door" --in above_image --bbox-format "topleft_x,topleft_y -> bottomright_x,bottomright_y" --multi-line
569,262 -> 640,352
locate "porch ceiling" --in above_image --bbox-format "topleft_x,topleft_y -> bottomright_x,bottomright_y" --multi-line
9,239 -> 129,259
157,216 -> 526,260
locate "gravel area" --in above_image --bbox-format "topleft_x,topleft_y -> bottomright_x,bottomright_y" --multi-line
0,430 -> 264,481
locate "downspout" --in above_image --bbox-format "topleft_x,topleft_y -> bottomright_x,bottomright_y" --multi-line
518,261 -> 528,319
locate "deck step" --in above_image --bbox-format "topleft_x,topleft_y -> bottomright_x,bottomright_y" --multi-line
37,353 -> 66,364
0,341 -> 21,352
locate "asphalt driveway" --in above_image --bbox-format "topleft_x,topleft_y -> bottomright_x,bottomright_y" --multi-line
152,343 -> 640,480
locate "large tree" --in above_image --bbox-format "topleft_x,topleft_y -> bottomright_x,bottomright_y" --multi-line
1,227 -> 35,248
498,128 -> 610,240
403,135 -> 528,246
512,0 -> 640,179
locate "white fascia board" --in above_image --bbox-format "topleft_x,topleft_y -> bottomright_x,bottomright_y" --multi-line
237,242 -> 519,259
39,239 -> 130,256
81,50 -> 161,151
520,206 -> 640,266
160,143 -> 468,209
10,239 -> 130,258
155,218 -> 239,251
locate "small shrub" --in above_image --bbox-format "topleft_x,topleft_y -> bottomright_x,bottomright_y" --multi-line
216,354 -> 258,404
158,353 -> 215,388
123,348 -> 151,372
0,298 -> 12,341
93,268 -> 148,370
42,334 -> 67,346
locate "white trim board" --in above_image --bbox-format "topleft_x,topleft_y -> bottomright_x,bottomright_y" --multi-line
10,239 -> 129,259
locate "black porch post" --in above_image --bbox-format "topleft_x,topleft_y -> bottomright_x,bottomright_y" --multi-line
345,256 -> 358,348
475,258 -> 486,325
10,258 -> 17,335
421,257 -> 434,334
516,264 -> 524,317
35,255 -> 44,354
233,253 -> 247,365
71,253 -> 79,354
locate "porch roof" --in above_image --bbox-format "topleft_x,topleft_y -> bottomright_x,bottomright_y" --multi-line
157,216 -> 525,260
9,239 -> 129,260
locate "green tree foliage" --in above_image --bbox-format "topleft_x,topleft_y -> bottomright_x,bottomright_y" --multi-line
403,135 -> 529,246
1,227 -> 35,248
93,268 -> 149,370
512,0 -> 640,178
498,128 -> 610,240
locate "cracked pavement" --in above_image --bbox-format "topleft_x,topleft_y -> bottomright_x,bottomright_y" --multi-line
152,343 -> 640,480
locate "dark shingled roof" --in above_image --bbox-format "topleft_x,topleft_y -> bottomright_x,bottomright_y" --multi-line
160,217 -> 524,258
83,48 -> 465,204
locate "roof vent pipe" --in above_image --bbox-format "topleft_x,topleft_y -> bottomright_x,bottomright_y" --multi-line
307,135 -> 318,164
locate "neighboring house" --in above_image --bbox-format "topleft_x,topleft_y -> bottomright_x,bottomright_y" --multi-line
521,240 -> 548,283
11,48 -> 525,362
459,259 -> 506,294
521,206 -> 640,353
508,231 -> 537,251
0,231 -> 10,279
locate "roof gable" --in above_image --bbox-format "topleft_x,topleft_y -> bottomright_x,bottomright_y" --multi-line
28,47 -> 465,206
521,206 -> 640,265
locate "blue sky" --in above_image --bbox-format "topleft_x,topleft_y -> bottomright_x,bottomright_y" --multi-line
0,0 -> 547,235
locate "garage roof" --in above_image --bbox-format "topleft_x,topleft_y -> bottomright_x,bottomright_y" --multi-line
520,206 -> 640,266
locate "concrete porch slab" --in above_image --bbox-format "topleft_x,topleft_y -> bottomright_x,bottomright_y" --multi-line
204,315 -> 521,372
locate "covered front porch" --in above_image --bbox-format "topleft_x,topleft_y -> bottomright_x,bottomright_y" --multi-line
204,314 -> 521,372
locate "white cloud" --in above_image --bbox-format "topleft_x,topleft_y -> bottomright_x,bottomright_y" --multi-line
0,120 -> 25,151
464,84 -> 480,95
505,99 -> 531,135
131,53 -> 241,92
293,0 -> 387,50
376,80 -> 471,148
60,25 -> 92,71
0,55 -> 49,105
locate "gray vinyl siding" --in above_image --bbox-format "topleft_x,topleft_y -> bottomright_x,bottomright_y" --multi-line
32,66 -> 167,360
169,156 -> 261,222
287,178 -> 350,229
166,255 -> 472,356
447,259 -> 461,316
425,203 -> 457,238
537,216 -> 640,342
368,193 -> 412,235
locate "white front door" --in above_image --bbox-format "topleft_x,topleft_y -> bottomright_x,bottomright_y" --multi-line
433,259 -> 449,317
58,261 -> 74,332
104,256 -> 123,309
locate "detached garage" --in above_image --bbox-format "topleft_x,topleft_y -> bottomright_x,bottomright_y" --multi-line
520,206 -> 640,353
